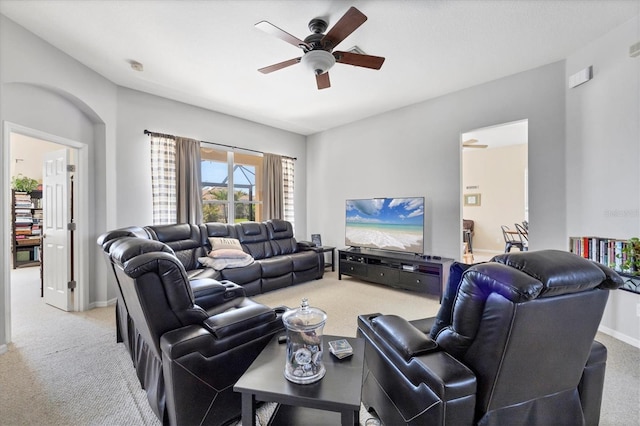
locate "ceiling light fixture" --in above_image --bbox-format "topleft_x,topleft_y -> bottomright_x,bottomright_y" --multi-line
300,50 -> 335,75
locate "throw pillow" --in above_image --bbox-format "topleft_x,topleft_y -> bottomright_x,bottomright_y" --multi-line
208,237 -> 242,251
208,248 -> 248,259
198,250 -> 254,270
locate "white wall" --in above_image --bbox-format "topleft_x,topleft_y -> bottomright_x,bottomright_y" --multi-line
115,88 -> 307,235
566,15 -> 640,346
307,61 -> 566,260
10,134 -> 65,181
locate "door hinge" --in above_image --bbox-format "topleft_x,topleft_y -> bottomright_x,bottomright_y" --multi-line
68,280 -> 76,290
67,222 -> 76,231
67,164 -> 76,172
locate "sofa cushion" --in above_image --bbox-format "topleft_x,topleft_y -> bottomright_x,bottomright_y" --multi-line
187,268 -> 220,281
145,224 -> 204,271
289,251 -> 320,272
430,261 -> 474,339
236,222 -> 273,259
199,222 -> 236,243
258,256 -> 292,278
267,219 -> 297,255
219,262 -> 262,291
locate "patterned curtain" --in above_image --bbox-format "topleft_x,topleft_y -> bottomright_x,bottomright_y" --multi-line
282,157 -> 295,227
150,135 -> 176,224
175,137 -> 203,224
263,153 -> 283,220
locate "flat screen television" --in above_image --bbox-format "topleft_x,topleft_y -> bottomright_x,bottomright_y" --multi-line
345,197 -> 424,255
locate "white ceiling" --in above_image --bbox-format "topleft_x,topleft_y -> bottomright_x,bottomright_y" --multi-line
1,0 -> 638,136
463,119 -> 528,150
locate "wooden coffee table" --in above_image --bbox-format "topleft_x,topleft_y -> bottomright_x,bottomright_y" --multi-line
234,334 -> 364,425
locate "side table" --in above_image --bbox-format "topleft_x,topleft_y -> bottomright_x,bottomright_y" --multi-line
234,334 -> 364,425
317,246 -> 336,271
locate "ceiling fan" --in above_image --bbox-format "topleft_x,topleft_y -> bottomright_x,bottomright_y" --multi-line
255,6 -> 385,90
463,139 -> 488,149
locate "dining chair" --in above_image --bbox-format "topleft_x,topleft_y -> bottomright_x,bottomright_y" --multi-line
515,222 -> 529,251
501,225 -> 526,252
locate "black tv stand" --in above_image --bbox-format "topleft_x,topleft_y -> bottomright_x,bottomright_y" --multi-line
338,247 -> 452,299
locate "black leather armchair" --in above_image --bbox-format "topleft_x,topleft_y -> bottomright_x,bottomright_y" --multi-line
109,237 -> 285,426
357,250 -> 622,426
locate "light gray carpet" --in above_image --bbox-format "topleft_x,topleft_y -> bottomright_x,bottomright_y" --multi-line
1,267 -> 638,425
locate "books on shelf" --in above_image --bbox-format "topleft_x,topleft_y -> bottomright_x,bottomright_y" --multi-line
569,236 -> 631,274
16,236 -> 40,246
12,190 -> 43,267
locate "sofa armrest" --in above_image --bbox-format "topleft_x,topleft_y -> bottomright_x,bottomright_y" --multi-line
191,279 -> 248,311
203,303 -> 276,339
358,313 -> 476,424
371,314 -> 438,361
297,241 -> 322,253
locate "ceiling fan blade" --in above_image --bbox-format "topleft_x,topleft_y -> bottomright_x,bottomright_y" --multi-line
258,57 -> 301,74
255,21 -> 310,50
463,138 -> 488,148
316,72 -> 331,90
334,51 -> 385,70
322,7 -> 367,49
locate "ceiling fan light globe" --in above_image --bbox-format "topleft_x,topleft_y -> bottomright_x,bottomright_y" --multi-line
301,50 -> 335,75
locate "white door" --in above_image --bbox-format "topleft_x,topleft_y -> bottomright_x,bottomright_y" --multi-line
42,149 -> 71,311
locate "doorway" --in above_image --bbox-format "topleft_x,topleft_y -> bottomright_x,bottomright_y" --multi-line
461,119 -> 528,261
3,123 -> 89,343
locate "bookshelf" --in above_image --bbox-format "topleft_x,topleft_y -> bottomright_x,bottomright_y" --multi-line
569,236 -> 639,294
12,189 -> 43,269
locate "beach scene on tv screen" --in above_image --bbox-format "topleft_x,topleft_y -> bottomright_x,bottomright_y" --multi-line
345,198 -> 424,254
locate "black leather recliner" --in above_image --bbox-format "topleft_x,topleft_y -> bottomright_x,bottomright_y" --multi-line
357,249 -> 622,426
97,228 -> 232,363
109,237 -> 285,426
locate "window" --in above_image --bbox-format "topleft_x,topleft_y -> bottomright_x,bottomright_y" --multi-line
201,146 -> 263,223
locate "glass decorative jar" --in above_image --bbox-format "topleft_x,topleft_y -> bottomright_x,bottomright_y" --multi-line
282,298 -> 327,384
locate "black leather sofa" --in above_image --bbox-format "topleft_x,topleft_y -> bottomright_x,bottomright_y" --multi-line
108,236 -> 285,426
357,249 -> 622,426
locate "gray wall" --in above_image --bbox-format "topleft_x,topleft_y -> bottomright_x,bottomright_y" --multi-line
307,61 -> 566,261
566,15 -> 640,345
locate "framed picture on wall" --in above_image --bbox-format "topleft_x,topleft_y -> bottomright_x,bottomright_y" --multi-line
464,193 -> 481,206
311,234 -> 322,247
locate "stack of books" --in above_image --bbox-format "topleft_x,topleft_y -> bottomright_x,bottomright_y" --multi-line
328,339 -> 353,359
14,192 -> 34,209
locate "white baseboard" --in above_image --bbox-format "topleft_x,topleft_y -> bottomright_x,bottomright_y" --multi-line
88,297 -> 117,310
598,325 -> 640,349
